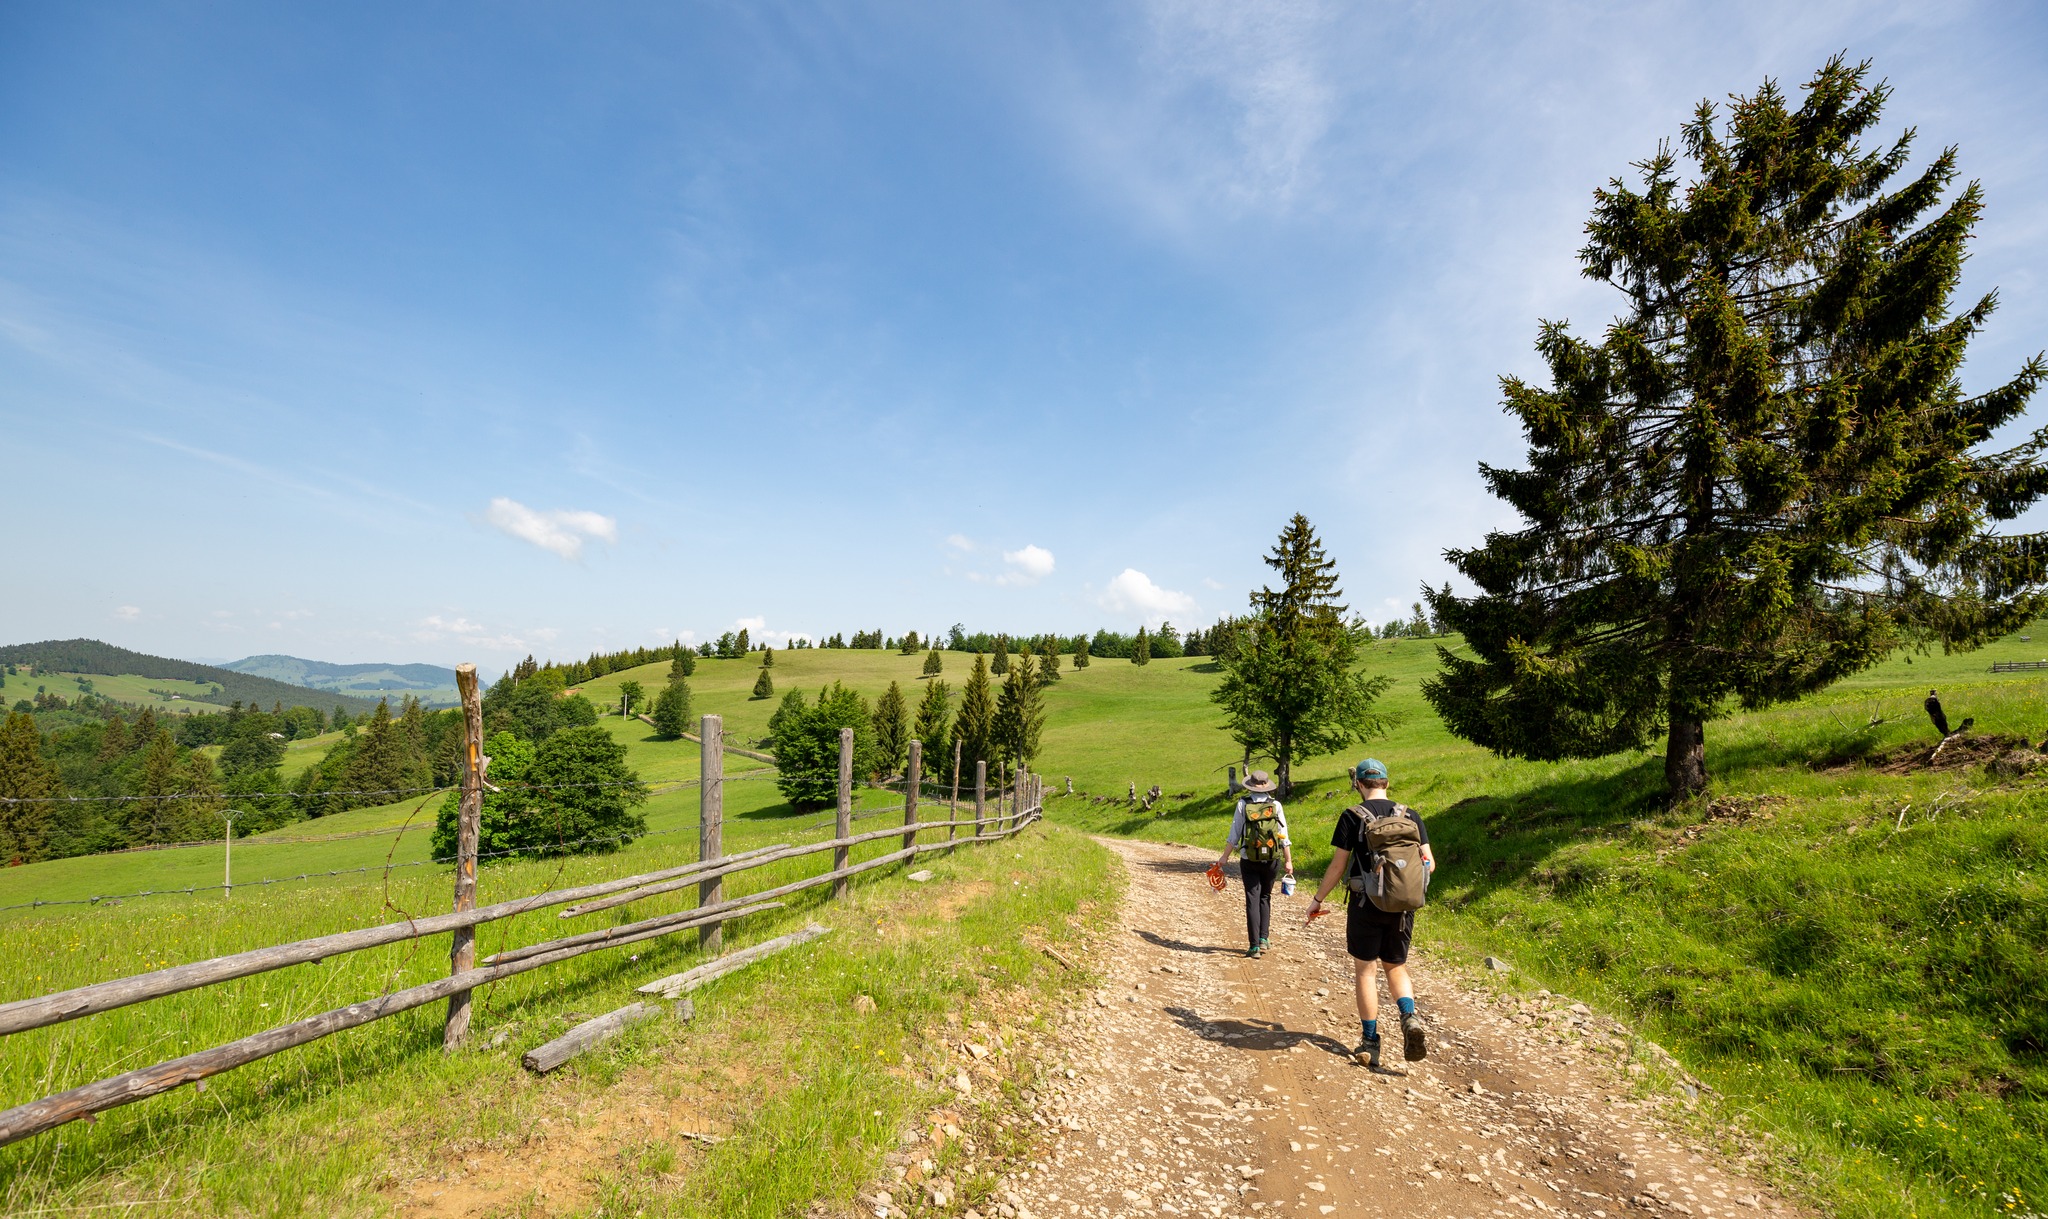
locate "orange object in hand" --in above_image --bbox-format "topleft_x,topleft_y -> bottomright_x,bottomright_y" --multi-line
1204,863 -> 1226,892
1306,898 -> 1329,924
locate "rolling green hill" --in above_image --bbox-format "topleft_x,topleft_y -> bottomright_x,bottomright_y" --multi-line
0,639 -> 382,715
218,654 -> 462,707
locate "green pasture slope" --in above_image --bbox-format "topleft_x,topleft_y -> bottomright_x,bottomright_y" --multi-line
0,695 -> 1110,1217
3,636 -> 2044,1215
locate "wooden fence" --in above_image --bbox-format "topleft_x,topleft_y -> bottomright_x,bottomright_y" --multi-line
1990,660 -> 2048,672
0,666 -> 1044,1147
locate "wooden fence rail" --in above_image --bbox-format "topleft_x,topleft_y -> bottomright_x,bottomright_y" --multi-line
0,700 -> 1045,1149
1991,659 -> 2048,672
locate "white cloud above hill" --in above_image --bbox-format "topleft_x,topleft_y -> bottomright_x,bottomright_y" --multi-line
484,498 -> 617,561
1098,569 -> 1196,624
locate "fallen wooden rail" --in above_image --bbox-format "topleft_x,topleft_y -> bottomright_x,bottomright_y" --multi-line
523,1001 -> 673,1074
639,922 -> 832,998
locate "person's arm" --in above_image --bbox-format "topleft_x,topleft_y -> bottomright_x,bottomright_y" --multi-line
1276,803 -> 1295,874
1218,801 -> 1245,864
1307,848 -> 1348,920
1415,812 -> 1435,871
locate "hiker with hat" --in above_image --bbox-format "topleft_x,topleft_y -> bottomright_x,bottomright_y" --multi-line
1214,769 -> 1294,957
1305,758 -> 1434,1068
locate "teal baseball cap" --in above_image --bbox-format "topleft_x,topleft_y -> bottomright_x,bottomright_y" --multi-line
1352,758 -> 1389,783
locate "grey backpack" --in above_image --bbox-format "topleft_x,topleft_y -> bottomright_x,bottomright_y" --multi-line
1344,803 -> 1428,913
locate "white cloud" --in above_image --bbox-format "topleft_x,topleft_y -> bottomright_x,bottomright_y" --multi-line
414,614 -> 528,653
945,533 -> 976,552
483,497 -> 618,560
1201,577 -> 1227,590
735,616 -> 810,647
999,544 -> 1056,585
1098,569 -> 1197,624
113,605 -> 141,621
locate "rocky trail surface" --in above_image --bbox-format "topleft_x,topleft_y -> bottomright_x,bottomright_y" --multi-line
964,839 -> 1800,1219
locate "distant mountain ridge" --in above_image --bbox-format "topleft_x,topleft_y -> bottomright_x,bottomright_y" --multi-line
220,654 -> 462,707
0,639 -> 384,714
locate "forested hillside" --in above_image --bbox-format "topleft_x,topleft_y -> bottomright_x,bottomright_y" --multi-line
0,640 -> 381,715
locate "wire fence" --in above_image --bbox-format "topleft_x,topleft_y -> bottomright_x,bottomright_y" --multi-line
0,784 -> 991,914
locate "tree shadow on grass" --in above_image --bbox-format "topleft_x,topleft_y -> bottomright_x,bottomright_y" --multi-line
1427,756 -> 1668,910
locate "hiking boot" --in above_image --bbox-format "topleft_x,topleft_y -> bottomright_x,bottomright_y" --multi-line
1401,1011 -> 1427,1061
1258,937 -> 1270,953
1245,945 -> 1261,958
1354,1035 -> 1382,1070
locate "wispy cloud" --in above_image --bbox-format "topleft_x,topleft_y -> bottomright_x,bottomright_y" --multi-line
113,605 -> 141,621
413,614 -> 528,653
484,497 -> 618,561
1000,544 -> 1056,584
735,615 -> 811,647
945,533 -> 976,552
1098,569 -> 1196,624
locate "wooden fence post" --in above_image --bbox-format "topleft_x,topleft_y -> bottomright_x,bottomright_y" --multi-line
834,727 -> 853,898
699,714 -> 724,952
444,662 -> 484,1051
904,740 -> 922,855
949,741 -> 962,844
974,760 -> 987,838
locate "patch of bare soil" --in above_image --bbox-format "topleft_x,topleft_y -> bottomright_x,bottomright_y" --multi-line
961,839 -> 1802,1219
1837,732 -> 2035,774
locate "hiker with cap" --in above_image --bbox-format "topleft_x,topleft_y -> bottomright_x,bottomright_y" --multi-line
1305,758 -> 1434,1068
1214,769 -> 1294,957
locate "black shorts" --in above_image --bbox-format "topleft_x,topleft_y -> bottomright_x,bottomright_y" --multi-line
1346,907 -> 1412,964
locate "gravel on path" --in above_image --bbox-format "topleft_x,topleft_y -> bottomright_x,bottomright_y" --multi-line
961,838 -> 1800,1219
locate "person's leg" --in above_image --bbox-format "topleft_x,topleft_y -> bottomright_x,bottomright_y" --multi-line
1353,957 -> 1379,1024
1385,916 -> 1426,1061
1245,864 -> 1261,950
1241,863 -> 1270,952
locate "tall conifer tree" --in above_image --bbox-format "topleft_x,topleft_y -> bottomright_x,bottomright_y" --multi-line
872,681 -> 910,777
0,711 -> 55,862
1213,515 -> 1392,795
913,678 -> 952,760
921,648 -> 944,678
951,654 -> 998,781
1426,58 -> 2048,800
994,654 -> 1044,770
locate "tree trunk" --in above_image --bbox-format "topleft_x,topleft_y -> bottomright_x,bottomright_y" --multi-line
1276,731 -> 1292,799
1664,715 -> 1706,800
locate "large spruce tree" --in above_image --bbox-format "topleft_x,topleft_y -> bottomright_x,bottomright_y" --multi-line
1426,58 -> 2047,800
994,653 -> 1044,771
913,678 -> 952,760
951,653 -> 998,782
0,710 -> 55,862
1213,514 -> 1392,796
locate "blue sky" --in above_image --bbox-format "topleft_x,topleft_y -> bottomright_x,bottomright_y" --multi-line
4,1 -> 2045,667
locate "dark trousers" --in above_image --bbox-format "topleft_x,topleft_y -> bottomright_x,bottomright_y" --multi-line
1240,859 -> 1279,947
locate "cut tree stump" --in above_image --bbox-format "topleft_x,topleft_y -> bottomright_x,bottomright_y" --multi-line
637,923 -> 832,1000
521,1001 -> 668,1074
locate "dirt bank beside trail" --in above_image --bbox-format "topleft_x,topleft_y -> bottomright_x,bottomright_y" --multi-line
976,839 -> 1801,1219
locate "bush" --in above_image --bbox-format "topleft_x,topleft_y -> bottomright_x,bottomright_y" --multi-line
752,669 -> 775,700
430,725 -> 647,859
770,683 -> 876,807
652,680 -> 693,738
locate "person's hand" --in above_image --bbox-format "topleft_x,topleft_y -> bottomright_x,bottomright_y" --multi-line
1305,895 -> 1327,923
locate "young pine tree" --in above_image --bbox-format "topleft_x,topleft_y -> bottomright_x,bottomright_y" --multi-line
951,654 -> 998,784
1072,643 -> 1090,670
1213,514 -> 1392,796
752,668 -> 775,700
670,650 -> 697,680
0,710 -> 55,862
762,646 -> 775,668
994,653 -> 1045,771
921,648 -> 944,678
913,678 -> 952,761
1037,637 -> 1062,683
872,680 -> 909,777
1425,58 -> 2048,800
1132,627 -> 1151,666
991,638 -> 1010,676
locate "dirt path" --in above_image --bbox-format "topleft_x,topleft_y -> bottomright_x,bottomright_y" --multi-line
981,839 -> 1799,1219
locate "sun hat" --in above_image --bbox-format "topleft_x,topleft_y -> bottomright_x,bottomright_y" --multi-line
1351,758 -> 1389,784
1242,769 -> 1278,793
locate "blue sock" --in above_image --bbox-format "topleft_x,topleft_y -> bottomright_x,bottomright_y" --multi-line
1397,996 -> 1416,1017
1362,1019 -> 1378,1040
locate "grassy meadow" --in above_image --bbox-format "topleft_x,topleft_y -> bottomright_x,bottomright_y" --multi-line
1,668 -> 233,713
2,632 -> 2045,1216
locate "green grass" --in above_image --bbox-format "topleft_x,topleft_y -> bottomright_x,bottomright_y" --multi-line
1,669 -> 232,713
6,634 -> 2046,1215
